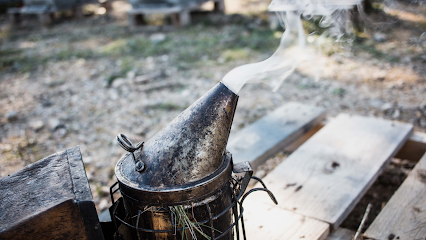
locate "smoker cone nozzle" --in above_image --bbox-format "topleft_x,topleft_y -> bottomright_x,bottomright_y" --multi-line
116,82 -> 238,193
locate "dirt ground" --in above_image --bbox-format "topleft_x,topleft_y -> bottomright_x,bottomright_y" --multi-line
0,0 -> 425,233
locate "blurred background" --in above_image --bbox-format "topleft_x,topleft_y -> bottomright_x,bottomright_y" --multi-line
0,0 -> 425,231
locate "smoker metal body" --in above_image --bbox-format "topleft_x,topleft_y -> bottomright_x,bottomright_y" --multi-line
111,83 -> 277,239
110,157 -> 274,240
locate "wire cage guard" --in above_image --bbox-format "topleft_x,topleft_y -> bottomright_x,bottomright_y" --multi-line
108,162 -> 277,240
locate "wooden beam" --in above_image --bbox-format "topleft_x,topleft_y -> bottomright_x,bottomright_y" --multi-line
0,146 -> 103,240
364,152 -> 426,240
254,114 -> 413,229
227,102 -> 325,169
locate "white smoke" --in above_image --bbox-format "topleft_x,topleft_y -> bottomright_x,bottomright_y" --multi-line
221,0 -> 362,94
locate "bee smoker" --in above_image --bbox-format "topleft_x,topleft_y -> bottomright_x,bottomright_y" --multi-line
109,82 -> 277,240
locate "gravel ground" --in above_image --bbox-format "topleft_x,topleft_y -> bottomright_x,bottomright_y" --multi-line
0,0 -> 425,229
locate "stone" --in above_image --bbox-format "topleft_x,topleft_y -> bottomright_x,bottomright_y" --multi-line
391,158 -> 402,165
108,89 -> 119,100
101,186 -> 110,196
381,103 -> 393,113
397,102 -> 417,111
86,171 -> 93,181
401,159 -> 416,169
48,118 -> 64,131
133,71 -> 163,84
401,56 -> 411,63
160,55 -> 169,62
420,119 -> 426,128
373,32 -> 387,42
126,71 -> 136,81
5,111 -> 18,122
29,120 -> 44,131
55,128 -> 67,138
0,144 -> 13,151
392,109 -> 401,119
111,78 -> 127,88
369,99 -> 384,108
98,198 -> 109,211
84,156 -> 93,164
150,33 -> 166,44
41,99 -> 53,108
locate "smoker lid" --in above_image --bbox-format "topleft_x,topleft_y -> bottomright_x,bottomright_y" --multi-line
115,82 -> 238,192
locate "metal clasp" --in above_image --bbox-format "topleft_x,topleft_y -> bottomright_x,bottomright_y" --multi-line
116,134 -> 145,172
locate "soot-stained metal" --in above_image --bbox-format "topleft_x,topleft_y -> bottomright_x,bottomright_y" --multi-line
116,82 -> 238,202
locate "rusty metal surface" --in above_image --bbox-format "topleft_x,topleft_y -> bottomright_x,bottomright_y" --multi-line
116,82 -> 238,193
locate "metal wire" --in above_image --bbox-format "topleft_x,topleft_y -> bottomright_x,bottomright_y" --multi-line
116,134 -> 144,153
116,133 -> 145,171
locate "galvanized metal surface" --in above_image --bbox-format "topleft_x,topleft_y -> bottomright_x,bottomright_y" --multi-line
116,82 -> 238,197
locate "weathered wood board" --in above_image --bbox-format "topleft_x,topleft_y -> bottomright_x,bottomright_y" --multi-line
242,197 -> 330,240
364,153 -> 426,240
0,146 -> 103,240
227,102 -> 325,169
255,114 -> 413,229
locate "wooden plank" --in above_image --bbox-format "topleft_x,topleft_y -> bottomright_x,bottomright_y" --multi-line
0,150 -> 74,231
326,228 -> 355,240
0,146 -> 103,240
242,197 -> 330,240
364,153 -> 426,240
227,102 -> 325,169
394,131 -> 426,161
255,114 -> 413,229
284,123 -> 324,153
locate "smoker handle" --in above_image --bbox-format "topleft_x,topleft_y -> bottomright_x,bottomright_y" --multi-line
233,162 -> 278,205
116,134 -> 145,172
244,177 -> 278,205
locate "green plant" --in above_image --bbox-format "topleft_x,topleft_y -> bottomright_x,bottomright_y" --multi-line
332,87 -> 346,97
